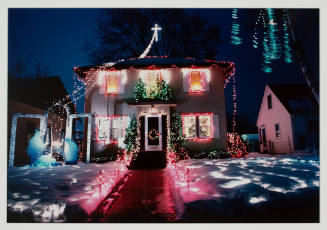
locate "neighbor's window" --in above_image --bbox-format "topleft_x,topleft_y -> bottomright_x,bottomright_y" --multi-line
190,71 -> 203,92
96,116 -> 111,141
182,113 -> 214,139
106,72 -> 119,94
111,117 -> 126,140
267,94 -> 272,109
275,124 -> 280,138
182,115 -> 197,138
199,115 -> 212,138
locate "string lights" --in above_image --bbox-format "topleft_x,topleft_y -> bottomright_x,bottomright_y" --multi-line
230,8 -> 243,45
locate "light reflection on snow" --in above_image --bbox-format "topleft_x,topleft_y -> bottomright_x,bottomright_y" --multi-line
219,178 -> 251,188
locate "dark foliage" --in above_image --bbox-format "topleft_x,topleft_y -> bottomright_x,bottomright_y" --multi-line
91,143 -> 123,163
189,149 -> 231,159
84,9 -> 221,64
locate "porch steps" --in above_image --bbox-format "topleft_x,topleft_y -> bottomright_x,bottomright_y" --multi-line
129,151 -> 166,169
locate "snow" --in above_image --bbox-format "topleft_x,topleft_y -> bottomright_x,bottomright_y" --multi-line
7,161 -> 128,222
167,152 -> 319,222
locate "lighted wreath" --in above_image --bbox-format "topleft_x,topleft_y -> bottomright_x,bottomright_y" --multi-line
148,129 -> 159,141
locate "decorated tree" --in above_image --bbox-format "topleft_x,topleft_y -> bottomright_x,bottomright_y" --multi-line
123,115 -> 138,154
226,132 -> 248,158
134,79 -> 146,101
168,113 -> 188,163
156,80 -> 173,101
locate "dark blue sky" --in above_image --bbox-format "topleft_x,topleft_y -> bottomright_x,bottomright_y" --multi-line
8,8 -> 319,124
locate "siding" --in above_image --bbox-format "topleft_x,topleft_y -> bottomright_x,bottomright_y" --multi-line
257,86 -> 294,153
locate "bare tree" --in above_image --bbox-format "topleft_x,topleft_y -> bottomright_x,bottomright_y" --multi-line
83,9 -> 221,64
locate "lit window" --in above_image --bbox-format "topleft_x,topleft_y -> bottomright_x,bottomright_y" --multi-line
146,71 -> 162,97
111,117 -> 126,140
106,72 -> 119,94
190,71 -> 203,92
96,117 -> 111,141
182,115 -> 197,138
199,115 -> 212,138
182,113 -> 214,140
275,124 -> 280,138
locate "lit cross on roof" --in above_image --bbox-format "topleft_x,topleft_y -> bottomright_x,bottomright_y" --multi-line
151,24 -> 162,42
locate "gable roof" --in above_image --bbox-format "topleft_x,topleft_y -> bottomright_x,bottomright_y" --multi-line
268,84 -> 317,114
74,57 -> 235,80
8,76 -> 76,113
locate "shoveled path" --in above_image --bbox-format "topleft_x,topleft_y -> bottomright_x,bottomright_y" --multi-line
98,169 -> 178,222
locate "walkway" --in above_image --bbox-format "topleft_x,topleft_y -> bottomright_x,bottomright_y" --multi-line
93,169 -> 178,223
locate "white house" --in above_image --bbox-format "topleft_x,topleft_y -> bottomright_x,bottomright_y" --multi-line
256,84 -> 317,154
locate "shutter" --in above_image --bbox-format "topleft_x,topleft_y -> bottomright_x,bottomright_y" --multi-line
99,72 -> 107,94
118,72 -> 125,94
92,116 -> 98,141
213,114 -> 219,138
139,116 -> 145,151
162,115 -> 167,150
202,72 -> 209,91
183,72 -> 189,92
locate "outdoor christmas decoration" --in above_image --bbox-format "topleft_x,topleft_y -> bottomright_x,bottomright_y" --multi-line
148,129 -> 159,141
226,132 -> 248,158
230,9 -> 293,73
123,115 -> 139,165
134,78 -> 173,101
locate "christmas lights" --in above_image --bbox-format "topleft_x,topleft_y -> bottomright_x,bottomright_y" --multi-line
230,8 -> 243,45
227,132 -> 248,158
181,113 -> 214,141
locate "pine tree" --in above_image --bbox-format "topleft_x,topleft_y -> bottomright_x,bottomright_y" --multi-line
169,113 -> 185,151
124,115 -> 138,153
134,79 -> 146,101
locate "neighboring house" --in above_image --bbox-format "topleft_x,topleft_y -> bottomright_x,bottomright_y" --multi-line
241,134 -> 259,152
8,77 -> 75,166
256,84 -> 318,154
74,57 -> 235,157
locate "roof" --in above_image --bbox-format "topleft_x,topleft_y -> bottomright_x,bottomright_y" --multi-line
8,76 -> 76,113
74,57 -> 235,80
268,84 -> 317,114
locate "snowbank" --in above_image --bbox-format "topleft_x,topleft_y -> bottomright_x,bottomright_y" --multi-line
7,161 -> 128,222
167,152 -> 319,222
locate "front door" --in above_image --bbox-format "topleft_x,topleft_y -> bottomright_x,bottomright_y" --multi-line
145,114 -> 162,151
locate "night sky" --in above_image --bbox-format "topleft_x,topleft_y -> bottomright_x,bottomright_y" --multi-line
8,8 -> 319,129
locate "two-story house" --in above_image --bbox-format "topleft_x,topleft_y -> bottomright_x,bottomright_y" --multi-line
74,57 -> 235,160
256,84 -> 318,154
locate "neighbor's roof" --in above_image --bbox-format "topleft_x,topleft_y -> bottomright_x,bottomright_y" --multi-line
74,57 -> 235,79
8,76 -> 76,113
268,84 -> 317,114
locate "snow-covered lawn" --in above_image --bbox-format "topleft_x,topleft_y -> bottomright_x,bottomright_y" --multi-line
7,161 -> 128,222
167,152 -> 320,222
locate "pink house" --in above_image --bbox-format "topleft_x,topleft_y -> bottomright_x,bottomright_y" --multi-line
256,84 -> 318,154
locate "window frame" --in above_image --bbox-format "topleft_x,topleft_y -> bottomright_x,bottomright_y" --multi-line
95,115 -> 128,142
275,123 -> 281,139
181,113 -> 214,140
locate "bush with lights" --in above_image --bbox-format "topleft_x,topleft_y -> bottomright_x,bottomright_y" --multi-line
226,132 -> 248,158
134,79 -> 173,101
168,113 -> 189,163
123,115 -> 139,164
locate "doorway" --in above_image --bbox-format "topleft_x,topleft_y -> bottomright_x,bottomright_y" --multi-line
145,114 -> 162,151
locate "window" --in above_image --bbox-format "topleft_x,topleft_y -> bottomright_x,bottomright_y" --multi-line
182,115 -> 197,138
275,124 -> 280,138
182,68 -> 210,93
111,117 -> 126,140
199,115 -> 212,138
190,71 -> 203,92
182,113 -> 214,140
96,115 -> 128,142
96,116 -> 111,141
267,95 -> 272,109
106,72 -> 119,94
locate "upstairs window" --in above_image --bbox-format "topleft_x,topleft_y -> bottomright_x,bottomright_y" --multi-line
181,113 -> 214,140
139,70 -> 171,98
98,70 -> 126,95
267,94 -> 272,109
190,71 -> 203,92
107,72 -> 119,94
182,68 -> 210,93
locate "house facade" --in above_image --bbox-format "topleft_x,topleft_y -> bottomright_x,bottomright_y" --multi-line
256,84 -> 318,154
74,57 -> 234,157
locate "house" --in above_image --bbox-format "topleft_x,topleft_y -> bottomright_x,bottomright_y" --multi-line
8,76 -> 76,166
256,84 -> 318,154
74,57 -> 235,160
